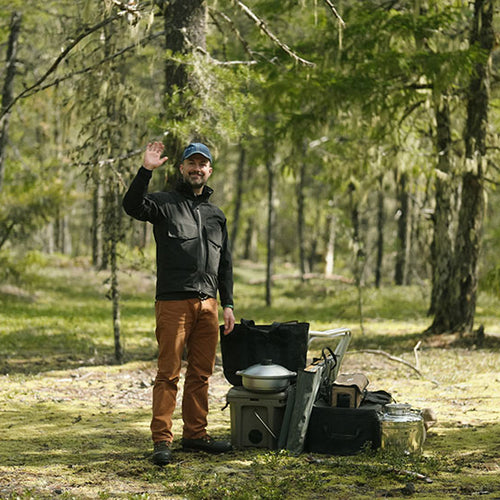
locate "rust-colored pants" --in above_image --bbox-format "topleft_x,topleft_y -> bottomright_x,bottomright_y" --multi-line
151,298 -> 219,443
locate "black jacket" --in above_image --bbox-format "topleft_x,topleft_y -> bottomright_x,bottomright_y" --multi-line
122,167 -> 233,306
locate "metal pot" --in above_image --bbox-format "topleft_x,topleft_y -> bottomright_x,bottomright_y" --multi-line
381,403 -> 426,455
236,359 -> 297,393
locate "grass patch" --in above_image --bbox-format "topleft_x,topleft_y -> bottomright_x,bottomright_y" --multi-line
0,259 -> 499,499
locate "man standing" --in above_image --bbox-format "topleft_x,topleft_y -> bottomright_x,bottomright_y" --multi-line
123,141 -> 235,465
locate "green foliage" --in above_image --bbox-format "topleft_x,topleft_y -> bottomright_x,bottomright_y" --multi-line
0,0 -> 499,346
0,249 -> 48,286
0,175 -> 69,250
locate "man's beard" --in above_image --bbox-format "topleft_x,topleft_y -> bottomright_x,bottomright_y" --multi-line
184,172 -> 205,189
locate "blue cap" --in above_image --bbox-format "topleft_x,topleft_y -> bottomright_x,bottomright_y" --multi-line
181,143 -> 213,163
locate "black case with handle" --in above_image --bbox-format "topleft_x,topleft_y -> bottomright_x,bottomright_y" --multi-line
305,402 -> 382,455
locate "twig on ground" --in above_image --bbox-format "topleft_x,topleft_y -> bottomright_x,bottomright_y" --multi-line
391,468 -> 433,483
349,348 -> 423,376
347,348 -> 439,386
414,340 -> 422,371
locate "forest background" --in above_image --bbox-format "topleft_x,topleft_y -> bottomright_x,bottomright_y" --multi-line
1,1 -> 500,498
1,0 -> 500,354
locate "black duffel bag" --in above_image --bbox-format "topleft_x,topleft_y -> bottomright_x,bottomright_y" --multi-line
305,402 -> 382,455
219,319 -> 310,386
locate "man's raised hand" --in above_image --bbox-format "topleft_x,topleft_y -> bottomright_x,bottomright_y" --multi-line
143,142 -> 168,171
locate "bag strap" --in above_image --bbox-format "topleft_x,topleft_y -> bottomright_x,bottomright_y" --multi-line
321,347 -> 337,384
240,318 -> 300,335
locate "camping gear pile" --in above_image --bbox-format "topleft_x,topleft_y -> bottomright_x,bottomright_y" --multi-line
220,320 -> 426,456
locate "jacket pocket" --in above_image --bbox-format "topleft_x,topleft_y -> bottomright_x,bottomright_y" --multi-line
206,221 -> 223,273
167,220 -> 198,240
166,220 -> 198,269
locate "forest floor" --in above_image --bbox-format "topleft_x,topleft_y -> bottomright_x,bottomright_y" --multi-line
0,257 -> 499,499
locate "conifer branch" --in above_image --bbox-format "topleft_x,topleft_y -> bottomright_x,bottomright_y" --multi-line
231,1 -> 315,67
20,30 -> 165,98
323,0 -> 346,27
0,13 -> 121,121
209,9 -> 260,63
193,45 -> 257,66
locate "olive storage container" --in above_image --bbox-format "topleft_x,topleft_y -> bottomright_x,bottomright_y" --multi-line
226,386 -> 290,449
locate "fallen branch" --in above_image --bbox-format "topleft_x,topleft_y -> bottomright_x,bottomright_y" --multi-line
414,340 -> 422,370
348,349 -> 440,386
348,349 -> 424,377
306,456 -> 433,483
390,468 -> 433,483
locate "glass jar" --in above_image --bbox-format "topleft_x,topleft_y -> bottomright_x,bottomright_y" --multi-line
381,403 -> 426,454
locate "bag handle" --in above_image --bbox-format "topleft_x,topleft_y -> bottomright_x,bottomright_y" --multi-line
240,318 -> 300,335
321,346 -> 338,387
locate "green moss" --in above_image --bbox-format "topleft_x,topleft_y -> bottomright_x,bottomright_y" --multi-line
1,260 -> 499,499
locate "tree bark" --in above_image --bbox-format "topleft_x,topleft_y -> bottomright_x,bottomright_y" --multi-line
92,181 -> 103,269
243,217 -> 256,261
297,153 -> 307,279
230,144 -> 246,255
159,0 -> 207,165
375,175 -> 385,288
110,190 -> 124,364
394,171 -> 409,285
427,95 -> 454,321
428,0 -> 493,334
325,208 -> 336,276
0,12 -> 22,192
265,149 -> 275,307
348,182 -> 365,334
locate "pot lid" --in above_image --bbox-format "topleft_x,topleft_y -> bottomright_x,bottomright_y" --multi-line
385,403 -> 412,415
237,359 -> 296,379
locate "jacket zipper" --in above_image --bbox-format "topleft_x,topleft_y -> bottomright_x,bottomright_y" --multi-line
194,204 -> 207,293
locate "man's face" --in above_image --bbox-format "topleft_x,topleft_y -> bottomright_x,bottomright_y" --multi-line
179,153 -> 213,193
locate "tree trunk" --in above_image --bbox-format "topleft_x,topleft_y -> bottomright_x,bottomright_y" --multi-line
243,217 -> 256,261
265,152 -> 275,307
53,211 -> 72,255
394,171 -> 409,285
110,190 -> 124,364
230,144 -> 246,255
103,184 -> 124,363
160,0 -> 206,165
428,0 -> 493,334
325,206 -> 336,276
375,175 -> 385,288
0,12 -> 22,191
297,154 -> 307,279
308,204 -> 321,274
92,181 -> 103,268
348,182 -> 365,334
427,95 -> 455,321
451,0 -> 493,334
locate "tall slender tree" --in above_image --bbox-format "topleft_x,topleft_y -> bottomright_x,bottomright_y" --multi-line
0,12 -> 21,192
427,0 -> 495,334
